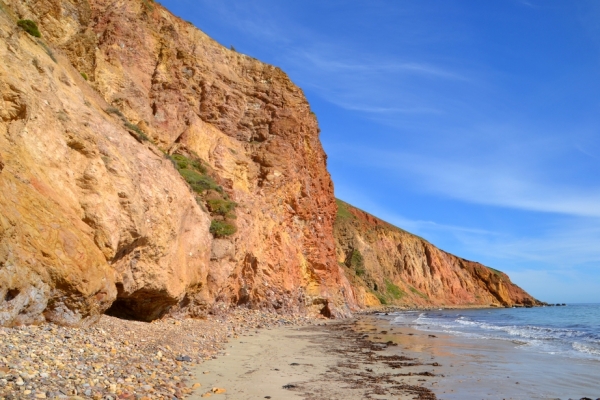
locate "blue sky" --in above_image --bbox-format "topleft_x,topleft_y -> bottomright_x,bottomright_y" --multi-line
160,0 -> 600,303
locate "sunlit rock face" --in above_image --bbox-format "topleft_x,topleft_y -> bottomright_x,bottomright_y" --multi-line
334,200 -> 541,308
0,0 -> 354,326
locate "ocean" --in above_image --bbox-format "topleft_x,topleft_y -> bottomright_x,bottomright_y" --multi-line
383,304 -> 600,399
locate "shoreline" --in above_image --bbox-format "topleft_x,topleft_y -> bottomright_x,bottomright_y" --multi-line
2,306 -> 590,399
0,310 -> 444,399
189,315 -> 440,400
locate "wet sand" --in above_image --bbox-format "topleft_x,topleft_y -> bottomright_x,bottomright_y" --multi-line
378,312 -> 600,399
189,313 -> 600,400
190,316 -> 441,399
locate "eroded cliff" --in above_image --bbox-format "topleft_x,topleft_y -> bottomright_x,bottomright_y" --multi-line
0,0 -> 354,326
334,200 -> 540,308
0,0 -> 538,327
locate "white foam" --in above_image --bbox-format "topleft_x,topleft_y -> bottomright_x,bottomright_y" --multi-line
573,342 -> 600,356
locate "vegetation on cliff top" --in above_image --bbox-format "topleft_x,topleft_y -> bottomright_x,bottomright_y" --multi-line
336,199 -> 356,222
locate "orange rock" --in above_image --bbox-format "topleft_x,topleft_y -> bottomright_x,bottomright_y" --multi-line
0,0 -> 351,326
334,200 -> 540,307
212,387 -> 226,394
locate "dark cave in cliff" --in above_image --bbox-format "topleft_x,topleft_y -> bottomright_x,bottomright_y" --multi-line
104,298 -> 150,322
104,284 -> 176,322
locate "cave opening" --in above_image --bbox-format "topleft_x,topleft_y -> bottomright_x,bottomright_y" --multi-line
104,284 -> 176,322
104,298 -> 151,322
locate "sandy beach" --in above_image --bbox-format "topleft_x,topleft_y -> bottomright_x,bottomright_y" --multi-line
4,309 -> 599,399
190,316 -> 440,400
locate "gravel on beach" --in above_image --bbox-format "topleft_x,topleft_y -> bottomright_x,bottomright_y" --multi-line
0,308 -> 315,399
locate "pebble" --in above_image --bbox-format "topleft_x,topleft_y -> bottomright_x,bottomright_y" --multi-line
0,308 -> 313,399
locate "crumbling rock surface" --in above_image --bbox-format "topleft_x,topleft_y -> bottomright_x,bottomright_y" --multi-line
0,3 -> 212,325
0,0 -> 354,325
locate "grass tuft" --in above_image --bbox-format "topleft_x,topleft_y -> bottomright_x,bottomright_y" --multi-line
124,121 -> 148,141
105,107 -> 124,118
336,199 -> 356,222
210,220 -> 237,237
409,286 -> 428,299
385,280 -> 406,300
487,266 -> 502,275
17,20 -> 41,37
206,198 -> 237,216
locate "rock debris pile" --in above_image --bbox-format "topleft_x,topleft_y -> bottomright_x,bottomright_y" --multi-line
0,309 -> 314,399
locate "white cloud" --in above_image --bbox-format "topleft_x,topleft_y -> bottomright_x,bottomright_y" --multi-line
333,144 -> 600,218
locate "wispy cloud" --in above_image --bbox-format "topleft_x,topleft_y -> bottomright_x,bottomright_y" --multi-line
332,143 -> 600,218
456,220 -> 600,266
296,50 -> 469,80
575,144 -> 598,159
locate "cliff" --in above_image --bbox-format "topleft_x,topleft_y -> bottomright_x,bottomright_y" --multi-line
0,0 -> 537,327
334,200 -> 540,308
0,0 -> 355,326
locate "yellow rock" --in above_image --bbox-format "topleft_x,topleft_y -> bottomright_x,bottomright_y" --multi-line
212,387 -> 226,394
192,383 -> 202,389
201,393 -> 212,398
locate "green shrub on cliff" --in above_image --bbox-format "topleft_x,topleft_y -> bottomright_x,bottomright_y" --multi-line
375,293 -> 388,305
385,280 -> 405,300
175,162 -> 221,194
17,20 -> 41,38
347,249 -> 365,276
170,152 -> 237,237
172,154 -> 206,173
206,198 -> 237,216
210,220 -> 237,237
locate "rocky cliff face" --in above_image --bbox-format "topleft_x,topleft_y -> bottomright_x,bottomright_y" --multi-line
334,200 -> 540,308
0,0 -> 537,327
0,0 -> 355,326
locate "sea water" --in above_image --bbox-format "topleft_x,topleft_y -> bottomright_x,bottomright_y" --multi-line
386,304 -> 600,399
